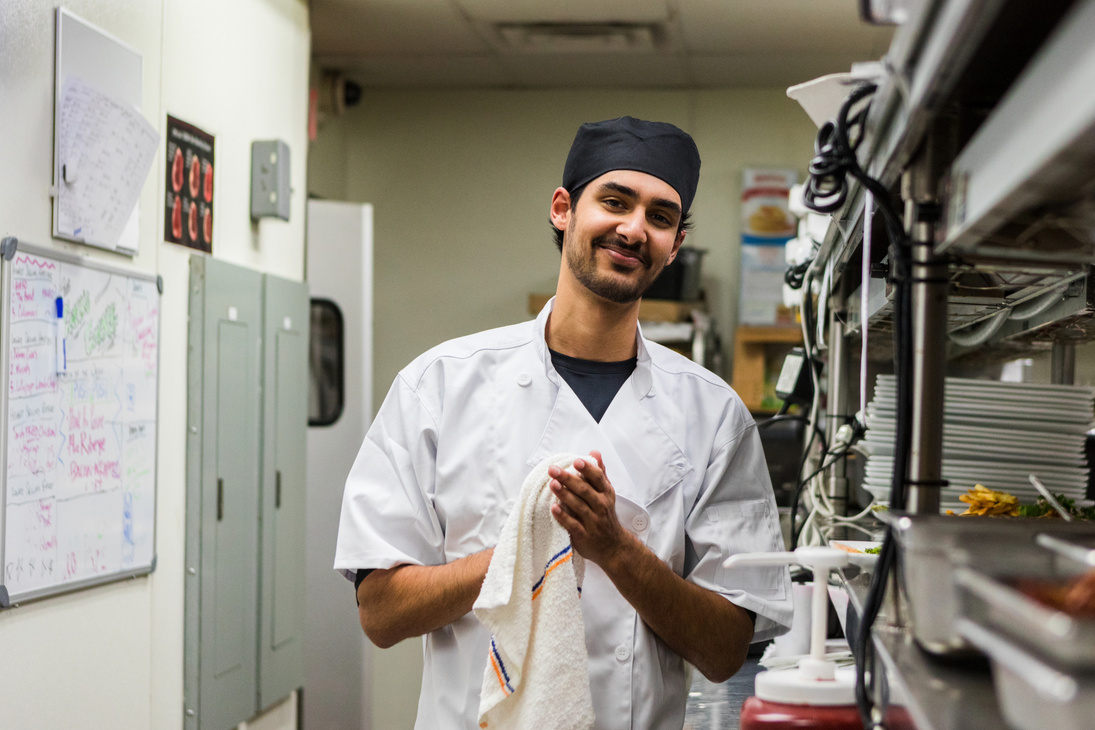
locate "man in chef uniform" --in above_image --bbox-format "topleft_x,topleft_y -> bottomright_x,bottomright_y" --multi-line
335,116 -> 792,729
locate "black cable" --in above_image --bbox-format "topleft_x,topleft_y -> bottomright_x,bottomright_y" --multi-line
862,168 -> 914,730
804,84 -> 876,215
757,413 -> 829,454
801,81 -> 915,729
790,442 -> 857,545
787,262 -> 821,551
757,412 -> 795,427
799,444 -> 856,495
852,205 -> 913,730
787,423 -> 818,551
784,258 -> 813,290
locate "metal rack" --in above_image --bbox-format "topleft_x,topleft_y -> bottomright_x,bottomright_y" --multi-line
818,0 -> 1095,416
846,264 -> 1095,363
806,2 -> 1095,727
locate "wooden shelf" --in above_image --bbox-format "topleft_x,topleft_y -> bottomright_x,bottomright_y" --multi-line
731,325 -> 803,412
734,325 -> 804,344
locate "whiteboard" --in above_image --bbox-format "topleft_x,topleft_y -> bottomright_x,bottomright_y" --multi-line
0,244 -> 160,606
52,8 -> 145,255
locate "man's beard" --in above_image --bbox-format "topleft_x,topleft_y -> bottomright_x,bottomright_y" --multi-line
565,232 -> 666,304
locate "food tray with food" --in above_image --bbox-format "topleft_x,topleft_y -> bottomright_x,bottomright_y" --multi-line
956,564 -> 1095,670
828,540 -> 882,568
888,512 -> 1095,655
958,617 -> 1095,730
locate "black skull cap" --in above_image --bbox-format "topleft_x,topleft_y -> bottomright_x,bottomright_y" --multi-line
562,116 -> 701,213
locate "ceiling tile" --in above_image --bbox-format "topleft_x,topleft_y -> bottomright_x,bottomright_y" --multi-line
327,54 -> 515,88
499,52 -> 692,89
676,0 -> 892,54
688,51 -> 880,88
453,0 -> 672,24
310,0 -> 896,89
312,0 -> 487,55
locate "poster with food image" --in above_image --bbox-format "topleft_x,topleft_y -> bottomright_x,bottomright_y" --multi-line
740,169 -> 797,325
742,168 -> 796,242
164,115 -> 214,253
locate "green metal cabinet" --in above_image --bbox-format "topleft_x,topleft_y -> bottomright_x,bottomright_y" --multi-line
185,257 -> 307,728
259,272 -> 308,710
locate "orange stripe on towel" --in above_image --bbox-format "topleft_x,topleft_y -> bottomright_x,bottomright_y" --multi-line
532,551 -> 573,600
489,651 -> 509,693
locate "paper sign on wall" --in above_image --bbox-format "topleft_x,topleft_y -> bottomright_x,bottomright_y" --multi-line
740,169 -> 797,325
56,76 -> 159,252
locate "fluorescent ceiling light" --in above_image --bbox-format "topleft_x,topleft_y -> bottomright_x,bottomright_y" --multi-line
495,23 -> 661,53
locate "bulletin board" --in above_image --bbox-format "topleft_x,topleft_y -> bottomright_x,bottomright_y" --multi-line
52,8 -> 152,255
0,243 -> 160,606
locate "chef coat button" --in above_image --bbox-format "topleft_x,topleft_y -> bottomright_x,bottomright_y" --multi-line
631,514 -> 649,532
504,499 -> 516,513
517,373 -> 532,387
615,645 -> 630,662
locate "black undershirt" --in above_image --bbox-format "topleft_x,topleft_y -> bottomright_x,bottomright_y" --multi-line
549,349 -> 636,423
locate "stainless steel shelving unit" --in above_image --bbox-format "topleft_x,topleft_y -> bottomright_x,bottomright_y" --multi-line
812,1 -> 1095,727
819,0 -> 1095,492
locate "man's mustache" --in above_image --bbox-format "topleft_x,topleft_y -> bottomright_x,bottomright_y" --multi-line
592,236 -> 650,266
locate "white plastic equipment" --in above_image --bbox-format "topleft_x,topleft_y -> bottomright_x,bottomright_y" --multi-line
723,546 -> 857,705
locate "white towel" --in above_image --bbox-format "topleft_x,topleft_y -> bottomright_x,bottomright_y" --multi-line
473,453 -> 595,730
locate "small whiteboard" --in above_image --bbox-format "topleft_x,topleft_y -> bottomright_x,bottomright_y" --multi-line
0,244 -> 160,606
53,8 -> 146,255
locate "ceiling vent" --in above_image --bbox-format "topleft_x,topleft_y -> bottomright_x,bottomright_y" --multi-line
493,22 -> 665,53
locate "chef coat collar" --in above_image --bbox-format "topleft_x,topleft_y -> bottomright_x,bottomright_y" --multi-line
534,297 -> 654,397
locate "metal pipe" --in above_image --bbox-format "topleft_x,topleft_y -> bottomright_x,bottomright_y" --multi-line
902,146 -> 948,516
906,235 -> 947,515
826,310 -> 850,513
1052,341 -> 1076,385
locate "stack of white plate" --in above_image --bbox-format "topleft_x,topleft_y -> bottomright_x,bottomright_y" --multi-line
862,375 -> 1095,512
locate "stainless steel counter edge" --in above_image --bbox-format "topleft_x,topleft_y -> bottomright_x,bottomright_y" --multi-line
837,566 -> 1007,730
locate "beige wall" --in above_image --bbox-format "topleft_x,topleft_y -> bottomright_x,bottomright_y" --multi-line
307,88 -> 820,410
0,1 -> 310,729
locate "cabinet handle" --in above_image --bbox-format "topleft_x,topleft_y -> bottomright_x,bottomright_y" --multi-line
217,478 -> 224,521
276,470 -> 282,509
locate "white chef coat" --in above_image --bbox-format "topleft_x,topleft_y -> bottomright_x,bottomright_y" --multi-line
335,298 -> 792,730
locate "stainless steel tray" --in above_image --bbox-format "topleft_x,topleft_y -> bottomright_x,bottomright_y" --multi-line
958,618 -> 1095,730
1036,534 -> 1095,567
889,513 -> 1095,655
956,566 -> 1095,670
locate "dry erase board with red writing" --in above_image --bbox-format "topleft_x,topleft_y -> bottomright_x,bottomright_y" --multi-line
0,244 -> 160,606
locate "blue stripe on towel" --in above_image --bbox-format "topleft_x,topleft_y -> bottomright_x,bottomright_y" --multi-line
490,636 -> 515,695
531,545 -> 572,594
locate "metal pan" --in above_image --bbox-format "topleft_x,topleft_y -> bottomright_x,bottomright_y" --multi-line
956,565 -> 1095,670
888,513 -> 1095,655
958,618 -> 1095,730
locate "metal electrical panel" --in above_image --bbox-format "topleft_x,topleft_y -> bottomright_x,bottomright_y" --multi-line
258,273 -> 308,709
250,140 -> 291,221
185,257 -> 263,729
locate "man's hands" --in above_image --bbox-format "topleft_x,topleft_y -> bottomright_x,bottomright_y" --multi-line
549,451 -> 754,682
548,451 -> 638,569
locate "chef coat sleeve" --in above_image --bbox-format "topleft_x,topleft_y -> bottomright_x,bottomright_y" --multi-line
334,373 -> 445,582
683,421 -> 793,643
